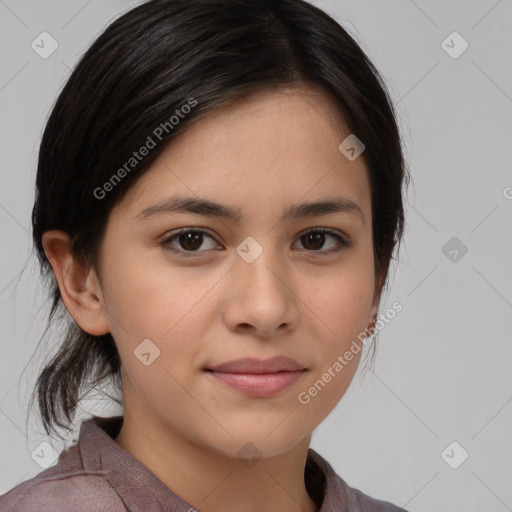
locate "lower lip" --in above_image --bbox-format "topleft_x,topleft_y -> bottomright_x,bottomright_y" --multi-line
207,370 -> 305,397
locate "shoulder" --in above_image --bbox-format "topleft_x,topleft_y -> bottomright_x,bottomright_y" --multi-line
346,485 -> 409,512
0,420 -> 129,512
0,466 -> 126,512
307,448 -> 408,512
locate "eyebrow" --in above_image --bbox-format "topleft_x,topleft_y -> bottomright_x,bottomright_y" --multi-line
136,196 -> 365,225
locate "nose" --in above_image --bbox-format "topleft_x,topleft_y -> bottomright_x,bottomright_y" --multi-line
222,241 -> 299,338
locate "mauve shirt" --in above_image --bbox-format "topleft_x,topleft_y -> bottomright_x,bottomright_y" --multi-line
0,415 -> 408,512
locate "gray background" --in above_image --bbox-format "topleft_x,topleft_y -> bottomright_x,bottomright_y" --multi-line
1,0 -> 511,510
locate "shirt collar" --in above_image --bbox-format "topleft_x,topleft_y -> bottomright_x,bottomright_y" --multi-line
79,415 -> 351,511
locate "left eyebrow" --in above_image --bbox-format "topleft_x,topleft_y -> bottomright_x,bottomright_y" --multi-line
136,196 -> 365,225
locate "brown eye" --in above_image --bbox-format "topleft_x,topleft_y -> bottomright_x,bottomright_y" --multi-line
161,228 -> 220,254
294,228 -> 351,253
160,227 -> 352,257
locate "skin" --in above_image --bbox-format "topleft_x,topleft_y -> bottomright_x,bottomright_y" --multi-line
42,85 -> 379,512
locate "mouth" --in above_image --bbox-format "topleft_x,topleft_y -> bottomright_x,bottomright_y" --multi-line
204,356 -> 307,397
205,356 -> 306,373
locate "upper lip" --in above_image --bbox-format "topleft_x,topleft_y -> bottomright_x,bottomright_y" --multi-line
206,356 -> 306,374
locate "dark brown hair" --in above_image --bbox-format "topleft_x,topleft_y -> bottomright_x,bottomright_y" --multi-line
28,0 -> 410,439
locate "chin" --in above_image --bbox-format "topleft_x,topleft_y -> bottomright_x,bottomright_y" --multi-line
200,425 -> 311,463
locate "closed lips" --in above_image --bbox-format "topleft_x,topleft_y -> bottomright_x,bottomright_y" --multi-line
204,357 -> 308,397
205,356 -> 307,374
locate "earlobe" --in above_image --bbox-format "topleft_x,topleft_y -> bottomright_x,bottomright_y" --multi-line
41,230 -> 110,336
367,290 -> 380,330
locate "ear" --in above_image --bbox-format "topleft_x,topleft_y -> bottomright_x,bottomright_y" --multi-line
367,281 -> 381,328
42,230 -> 110,336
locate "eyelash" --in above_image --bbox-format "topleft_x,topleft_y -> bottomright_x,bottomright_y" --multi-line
160,227 -> 352,256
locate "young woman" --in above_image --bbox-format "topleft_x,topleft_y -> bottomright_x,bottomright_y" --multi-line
1,0 -> 410,510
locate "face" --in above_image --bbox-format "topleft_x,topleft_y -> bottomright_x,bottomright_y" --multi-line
94,86 -> 378,459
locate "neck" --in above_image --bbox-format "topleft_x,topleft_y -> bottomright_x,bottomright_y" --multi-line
115,405 -> 319,512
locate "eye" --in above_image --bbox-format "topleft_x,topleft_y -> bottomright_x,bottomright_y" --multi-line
293,227 -> 352,254
161,228 -> 220,255
160,227 -> 352,256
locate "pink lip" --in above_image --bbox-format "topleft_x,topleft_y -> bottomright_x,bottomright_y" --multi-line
205,357 -> 307,397
206,356 -> 306,373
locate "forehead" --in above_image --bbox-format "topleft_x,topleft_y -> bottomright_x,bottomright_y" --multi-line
178,85 -> 351,154
118,85 -> 371,223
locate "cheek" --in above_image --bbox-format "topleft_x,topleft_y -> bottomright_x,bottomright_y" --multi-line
101,252 -> 204,338
121,352 -> 213,437
101,253 -> 220,384
301,258 -> 374,403
294,334 -> 363,434
306,264 -> 374,339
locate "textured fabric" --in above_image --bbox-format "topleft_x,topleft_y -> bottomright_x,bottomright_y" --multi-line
0,415 -> 408,511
